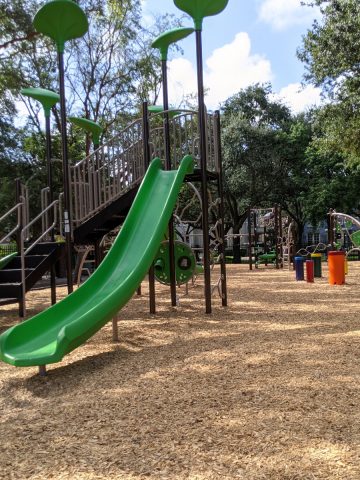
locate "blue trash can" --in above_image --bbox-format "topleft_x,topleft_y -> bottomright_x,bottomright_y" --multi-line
294,256 -> 305,281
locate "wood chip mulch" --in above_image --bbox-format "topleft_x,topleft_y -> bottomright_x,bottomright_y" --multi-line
0,263 -> 360,480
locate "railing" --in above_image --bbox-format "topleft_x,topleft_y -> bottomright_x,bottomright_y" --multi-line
148,110 -> 218,172
70,109 -> 219,227
71,118 -> 145,227
19,200 -> 59,316
0,202 -> 24,244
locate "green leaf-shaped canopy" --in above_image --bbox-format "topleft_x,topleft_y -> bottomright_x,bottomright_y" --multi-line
21,87 -> 60,117
69,117 -> 103,145
152,27 -> 194,61
174,0 -> 229,29
33,0 -> 88,53
148,105 -> 181,118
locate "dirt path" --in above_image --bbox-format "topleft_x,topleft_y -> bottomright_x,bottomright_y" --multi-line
0,263 -> 359,479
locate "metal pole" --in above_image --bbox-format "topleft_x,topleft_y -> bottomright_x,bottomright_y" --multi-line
142,102 -> 156,314
214,111 -> 227,307
279,207 -> 283,268
195,29 -> 212,314
45,115 -> 56,305
248,207 -> 253,270
15,178 -> 25,317
275,204 -> 280,269
162,59 -> 177,307
58,51 -> 73,293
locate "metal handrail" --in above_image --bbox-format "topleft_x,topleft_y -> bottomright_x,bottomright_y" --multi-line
0,202 -> 23,244
70,109 -> 218,227
22,200 -> 59,254
19,200 -> 59,317
71,116 -> 145,226
73,117 -> 142,169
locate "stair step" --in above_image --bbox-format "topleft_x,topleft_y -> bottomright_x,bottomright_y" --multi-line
0,268 -> 34,283
0,298 -> 18,306
0,283 -> 21,299
11,255 -> 48,268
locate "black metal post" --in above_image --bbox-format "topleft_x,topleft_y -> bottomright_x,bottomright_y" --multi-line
142,102 -> 156,314
58,51 -> 73,294
279,206 -> 283,268
15,178 -> 25,317
254,211 -> 259,265
45,114 -> 56,304
162,59 -> 177,307
248,207 -> 253,271
275,204 -> 279,269
15,178 -> 22,256
214,111 -> 227,307
195,29 -> 212,314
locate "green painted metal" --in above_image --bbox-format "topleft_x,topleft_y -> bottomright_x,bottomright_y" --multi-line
154,240 -> 195,285
257,252 -> 276,265
174,0 -> 229,29
351,230 -> 360,248
68,117 -> 103,145
148,105 -> 181,118
0,252 -> 17,271
20,88 -> 60,117
0,156 -> 193,367
33,0 -> 88,53
151,27 -> 194,60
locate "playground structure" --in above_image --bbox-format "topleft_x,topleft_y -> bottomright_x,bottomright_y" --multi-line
0,0 -> 229,373
248,206 -> 284,269
224,205 -> 292,269
328,209 -> 360,258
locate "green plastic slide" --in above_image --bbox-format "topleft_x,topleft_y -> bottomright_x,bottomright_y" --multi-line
0,155 -> 194,367
0,252 -> 17,270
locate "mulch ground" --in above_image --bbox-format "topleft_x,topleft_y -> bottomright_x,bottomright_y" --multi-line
0,263 -> 359,480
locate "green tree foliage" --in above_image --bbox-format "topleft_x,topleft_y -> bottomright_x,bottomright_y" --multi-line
298,0 -> 360,167
0,0 -> 180,224
221,84 -> 295,260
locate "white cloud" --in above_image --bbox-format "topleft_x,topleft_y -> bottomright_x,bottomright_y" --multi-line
275,83 -> 322,113
205,33 -> 273,108
166,57 -> 198,106
166,32 -> 273,110
258,0 -> 319,30
140,0 -> 154,27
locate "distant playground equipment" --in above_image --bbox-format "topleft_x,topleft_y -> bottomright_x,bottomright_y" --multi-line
246,205 -> 291,269
328,251 -> 346,285
328,209 -> 360,259
0,0 -> 229,374
292,209 -> 360,285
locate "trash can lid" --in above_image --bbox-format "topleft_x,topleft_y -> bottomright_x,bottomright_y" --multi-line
328,251 -> 345,256
310,253 -> 322,257
294,256 -> 305,261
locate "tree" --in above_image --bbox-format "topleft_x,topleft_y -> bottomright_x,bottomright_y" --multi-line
221,84 -> 293,261
298,0 -> 360,167
0,0 -> 181,220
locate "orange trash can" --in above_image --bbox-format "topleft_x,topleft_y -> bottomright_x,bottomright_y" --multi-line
328,251 -> 345,285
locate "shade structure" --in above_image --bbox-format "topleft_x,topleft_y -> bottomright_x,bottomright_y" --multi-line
20,87 -> 60,117
174,0 -> 229,29
151,27 -> 194,60
33,0 -> 88,53
148,105 -> 181,118
68,117 -> 103,145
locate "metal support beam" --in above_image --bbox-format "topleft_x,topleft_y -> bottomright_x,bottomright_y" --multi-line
195,29 -> 212,314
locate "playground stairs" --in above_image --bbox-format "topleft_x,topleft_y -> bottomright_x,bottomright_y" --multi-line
71,109 -> 219,245
0,242 -> 64,308
73,184 -> 139,244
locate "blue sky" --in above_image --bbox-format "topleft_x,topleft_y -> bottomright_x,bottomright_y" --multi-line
142,0 -> 322,113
